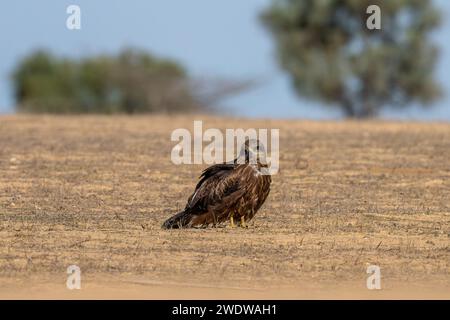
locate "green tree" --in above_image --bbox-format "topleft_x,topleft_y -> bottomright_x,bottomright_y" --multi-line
261,0 -> 442,118
12,49 -> 201,114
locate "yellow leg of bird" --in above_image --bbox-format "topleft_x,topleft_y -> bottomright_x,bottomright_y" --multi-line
230,216 -> 236,228
240,216 -> 247,228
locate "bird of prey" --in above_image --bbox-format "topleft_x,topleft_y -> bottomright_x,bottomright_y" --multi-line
162,139 -> 271,229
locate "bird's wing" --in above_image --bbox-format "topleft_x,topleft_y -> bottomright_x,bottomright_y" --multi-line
194,163 -> 235,190
185,164 -> 244,212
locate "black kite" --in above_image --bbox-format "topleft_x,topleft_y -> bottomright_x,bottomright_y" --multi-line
162,139 -> 272,229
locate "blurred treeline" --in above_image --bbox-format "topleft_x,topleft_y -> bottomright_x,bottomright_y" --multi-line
12,0 -> 443,118
13,49 -> 251,114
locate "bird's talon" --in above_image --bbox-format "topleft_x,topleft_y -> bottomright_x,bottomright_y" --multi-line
230,216 -> 236,228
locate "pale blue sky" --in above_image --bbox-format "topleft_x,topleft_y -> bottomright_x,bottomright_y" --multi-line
0,0 -> 449,120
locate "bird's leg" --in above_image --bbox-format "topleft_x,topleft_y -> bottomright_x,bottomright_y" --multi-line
230,215 -> 236,228
240,216 -> 248,228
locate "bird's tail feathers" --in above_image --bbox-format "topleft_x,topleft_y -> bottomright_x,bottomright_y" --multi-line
162,209 -> 193,229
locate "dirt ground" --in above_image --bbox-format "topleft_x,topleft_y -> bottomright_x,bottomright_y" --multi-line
0,115 -> 449,299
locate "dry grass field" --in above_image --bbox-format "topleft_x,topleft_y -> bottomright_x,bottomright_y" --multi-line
0,115 -> 449,299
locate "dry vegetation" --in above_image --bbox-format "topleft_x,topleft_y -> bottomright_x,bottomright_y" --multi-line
0,115 -> 449,298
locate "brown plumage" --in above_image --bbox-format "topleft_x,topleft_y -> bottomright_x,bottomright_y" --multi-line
162,139 -> 272,229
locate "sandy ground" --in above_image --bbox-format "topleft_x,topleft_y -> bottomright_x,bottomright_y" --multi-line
0,115 -> 449,299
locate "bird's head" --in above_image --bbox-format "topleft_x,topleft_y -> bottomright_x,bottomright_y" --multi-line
238,138 -> 268,166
